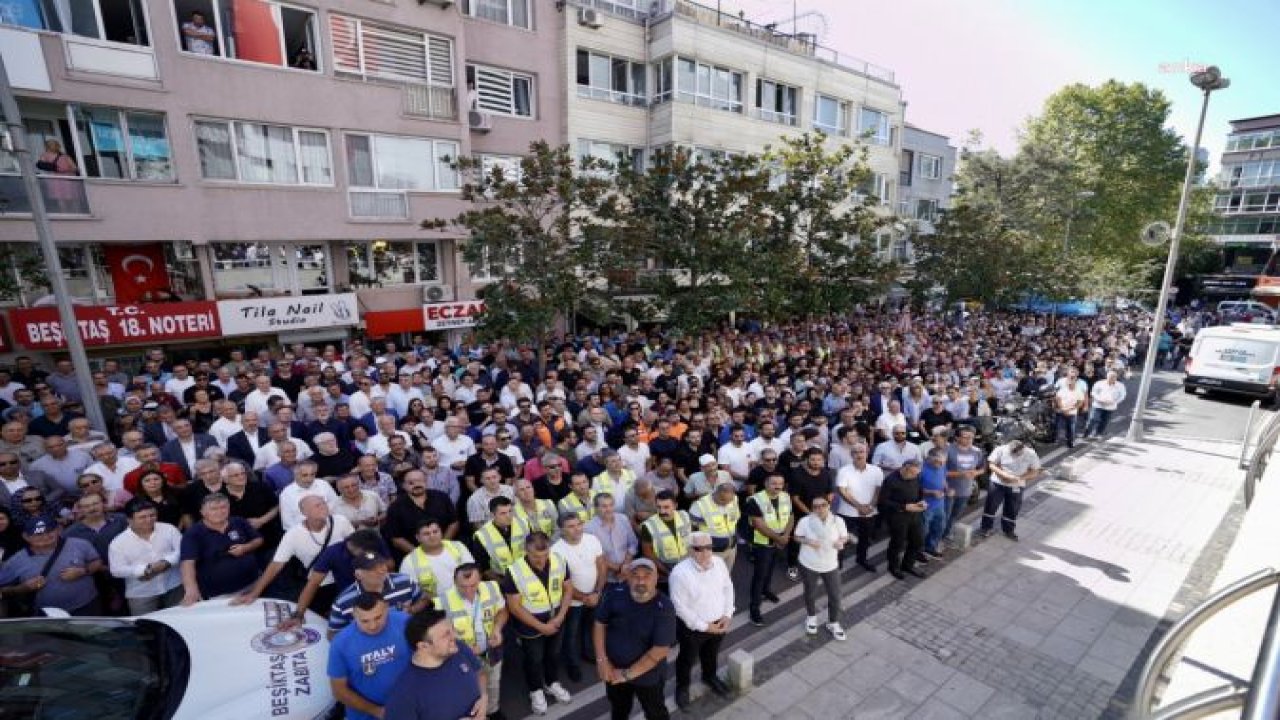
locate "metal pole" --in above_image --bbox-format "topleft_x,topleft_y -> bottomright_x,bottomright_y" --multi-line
0,55 -> 108,434
1244,584 -> 1280,720
1126,86 -> 1212,442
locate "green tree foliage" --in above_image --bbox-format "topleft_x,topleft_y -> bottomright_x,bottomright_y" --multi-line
908,203 -> 1040,306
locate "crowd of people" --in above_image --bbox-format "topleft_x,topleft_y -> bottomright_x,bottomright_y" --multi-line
0,307 -> 1147,720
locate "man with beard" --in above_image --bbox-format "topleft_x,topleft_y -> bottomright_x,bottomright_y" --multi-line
593,558 -> 677,720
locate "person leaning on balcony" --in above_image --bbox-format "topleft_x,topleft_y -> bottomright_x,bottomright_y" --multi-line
35,140 -> 80,213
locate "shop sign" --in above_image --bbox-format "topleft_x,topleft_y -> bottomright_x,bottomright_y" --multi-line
8,302 -> 222,349
217,294 -> 358,336
422,300 -> 487,331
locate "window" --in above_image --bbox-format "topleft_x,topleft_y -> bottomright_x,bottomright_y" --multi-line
915,198 -> 939,221
73,107 -> 174,181
1226,130 -> 1280,153
577,140 -> 643,172
329,15 -> 453,87
653,58 -> 673,103
346,241 -> 439,287
194,119 -> 332,185
345,133 -> 459,192
674,58 -> 743,113
1227,160 -> 1280,189
576,50 -> 646,106
858,107 -> 890,145
857,173 -> 889,204
173,0 -> 318,71
755,79 -> 797,126
5,0 -> 150,45
466,64 -> 533,118
211,242 -> 330,296
814,94 -> 847,135
582,0 -> 640,18
918,153 -> 941,180
461,0 -> 530,29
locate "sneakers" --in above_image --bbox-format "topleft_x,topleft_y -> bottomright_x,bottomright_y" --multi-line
978,528 -> 994,538
786,567 -> 801,582
1004,532 -> 1020,542
750,612 -> 765,627
547,682 -> 572,704
915,552 -> 930,565
762,591 -> 781,604
530,690 -> 548,715
827,623 -> 846,641
805,615 -> 819,635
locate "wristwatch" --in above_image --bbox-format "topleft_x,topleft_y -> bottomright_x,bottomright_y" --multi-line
621,669 -> 632,682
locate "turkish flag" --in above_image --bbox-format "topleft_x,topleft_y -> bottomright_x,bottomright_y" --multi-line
104,244 -> 170,303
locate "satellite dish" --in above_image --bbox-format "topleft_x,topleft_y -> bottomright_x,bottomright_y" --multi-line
1140,221 -> 1172,247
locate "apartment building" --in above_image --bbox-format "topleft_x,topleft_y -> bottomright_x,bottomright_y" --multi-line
0,0 -> 560,355
896,123 -> 956,261
1201,114 -> 1280,302
563,0 -> 903,236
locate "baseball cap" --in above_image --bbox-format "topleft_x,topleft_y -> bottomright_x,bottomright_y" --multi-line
900,457 -> 922,467
24,516 -> 55,535
628,558 -> 657,573
352,550 -> 389,571
698,454 -> 717,466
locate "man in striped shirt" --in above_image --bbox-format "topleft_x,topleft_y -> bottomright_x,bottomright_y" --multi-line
328,549 -> 427,639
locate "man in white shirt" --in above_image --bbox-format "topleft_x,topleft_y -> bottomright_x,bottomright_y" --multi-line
617,430 -> 651,478
748,419 -> 786,459
834,444 -> 882,573
108,497 -> 184,614
669,530 -> 734,709
211,367 -> 238,400
277,461 -> 338,531
498,373 -> 534,412
254,427 -> 313,471
550,511 -> 605,683
716,425 -> 757,490
208,400 -> 244,448
1053,378 -> 1085,449
871,425 -> 921,473
235,495 -> 353,605
979,439 -> 1041,541
164,365 -> 196,405
431,419 -> 475,483
84,442 -> 140,495
386,372 -> 424,418
874,400 -> 909,442
1083,371 -> 1127,440
243,375 -> 288,417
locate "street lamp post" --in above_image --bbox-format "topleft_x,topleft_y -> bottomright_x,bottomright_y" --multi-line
1127,65 -> 1229,442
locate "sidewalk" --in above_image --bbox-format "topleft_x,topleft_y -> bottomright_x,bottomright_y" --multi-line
702,433 -> 1250,720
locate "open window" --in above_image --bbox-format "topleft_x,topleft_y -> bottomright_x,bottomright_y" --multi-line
173,0 -> 318,70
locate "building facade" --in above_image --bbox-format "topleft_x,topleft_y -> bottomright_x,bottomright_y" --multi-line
1204,113 -> 1280,303
896,123 -> 956,262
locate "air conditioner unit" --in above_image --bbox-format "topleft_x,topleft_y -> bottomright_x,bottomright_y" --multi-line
418,0 -> 453,6
468,110 -> 492,133
578,7 -> 603,27
423,285 -> 455,303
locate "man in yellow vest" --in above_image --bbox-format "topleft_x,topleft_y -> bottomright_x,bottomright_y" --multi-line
592,449 -> 635,499
640,490 -> 691,590
691,481 -> 742,570
399,517 -> 474,600
514,477 -> 557,538
745,472 -> 793,627
502,531 -> 575,716
474,496 -> 528,583
441,562 -> 507,720
557,471 -> 595,524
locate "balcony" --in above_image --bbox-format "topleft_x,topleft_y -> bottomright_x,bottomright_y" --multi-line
63,36 -> 159,81
753,108 -> 798,127
403,84 -> 458,122
0,175 -> 91,216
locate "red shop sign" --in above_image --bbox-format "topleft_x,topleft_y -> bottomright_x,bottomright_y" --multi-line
9,302 -> 222,350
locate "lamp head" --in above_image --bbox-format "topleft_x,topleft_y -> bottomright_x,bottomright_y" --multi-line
1190,66 -> 1228,91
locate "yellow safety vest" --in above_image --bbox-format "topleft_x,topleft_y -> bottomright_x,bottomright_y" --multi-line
592,469 -> 635,499
514,499 -> 557,537
509,555 -> 566,615
642,511 -> 691,565
442,581 -> 503,649
751,490 -> 792,545
693,495 -> 741,538
405,541 -> 466,598
473,521 -> 527,576
558,492 -> 595,523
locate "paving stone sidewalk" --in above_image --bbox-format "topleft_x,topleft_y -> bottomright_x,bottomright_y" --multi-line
705,435 -> 1248,720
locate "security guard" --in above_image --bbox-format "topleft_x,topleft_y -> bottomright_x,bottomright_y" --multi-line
441,563 -> 508,720
745,473 -> 794,626
592,449 -> 636,499
640,490 -> 691,589
502,531 -> 575,716
473,496 -> 528,582
514,477 -> 558,538
399,517 -> 473,599
691,481 -> 742,570
557,472 -> 597,524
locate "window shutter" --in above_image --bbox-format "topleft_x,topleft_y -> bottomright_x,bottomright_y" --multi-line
329,15 -> 361,74
362,25 -> 428,82
473,67 -> 513,114
427,37 -> 453,86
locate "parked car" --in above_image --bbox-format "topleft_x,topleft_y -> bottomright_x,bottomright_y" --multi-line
1184,324 -> 1280,404
1217,300 -> 1277,325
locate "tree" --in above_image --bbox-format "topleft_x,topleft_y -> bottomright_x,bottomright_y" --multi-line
423,141 -> 614,375
908,203 -> 1041,307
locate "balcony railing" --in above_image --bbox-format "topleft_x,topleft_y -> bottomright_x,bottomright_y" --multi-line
63,36 -> 159,80
754,108 -> 798,126
349,190 -> 409,220
403,84 -> 458,121
0,174 -> 91,216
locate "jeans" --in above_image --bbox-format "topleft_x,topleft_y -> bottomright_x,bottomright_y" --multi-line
800,566 -> 842,622
749,543 -> 780,614
606,677 -> 670,720
884,512 -> 923,573
675,620 -> 725,691
518,631 -> 563,692
561,605 -> 595,673
922,503 -> 947,553
1056,412 -> 1077,447
1084,407 -> 1114,438
126,585 -> 185,616
980,482 -> 1023,535
943,493 -> 970,540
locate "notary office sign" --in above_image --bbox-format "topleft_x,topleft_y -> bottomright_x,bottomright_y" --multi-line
217,294 -> 359,337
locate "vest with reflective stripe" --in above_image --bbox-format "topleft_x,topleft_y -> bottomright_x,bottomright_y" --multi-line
514,498 -> 557,537
509,555 -> 566,615
442,581 -> 503,649
751,490 -> 792,545
473,520 -> 527,576
406,540 -> 466,598
693,495 -> 741,538
558,492 -> 595,523
592,469 -> 635,499
643,511 -> 691,565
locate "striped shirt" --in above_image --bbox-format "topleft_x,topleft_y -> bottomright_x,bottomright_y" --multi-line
328,573 -> 421,632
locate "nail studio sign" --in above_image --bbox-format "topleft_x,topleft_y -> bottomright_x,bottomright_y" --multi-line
217,294 -> 359,336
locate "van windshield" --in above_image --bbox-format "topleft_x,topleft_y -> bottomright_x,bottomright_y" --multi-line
1199,337 -> 1277,366
0,618 -> 190,719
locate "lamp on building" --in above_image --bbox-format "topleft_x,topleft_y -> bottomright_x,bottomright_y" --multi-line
1127,66 -> 1229,442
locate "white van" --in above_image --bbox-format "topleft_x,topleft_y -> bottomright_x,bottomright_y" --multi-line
1185,324 -> 1280,403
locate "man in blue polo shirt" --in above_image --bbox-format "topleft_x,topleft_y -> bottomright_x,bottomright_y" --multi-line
385,608 -> 487,720
593,558 -> 677,720
282,528 -> 390,629
328,549 -> 426,638
179,493 -> 262,605
328,593 -> 411,720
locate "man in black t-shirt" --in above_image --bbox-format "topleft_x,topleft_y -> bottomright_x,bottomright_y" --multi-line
593,558 -> 677,720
